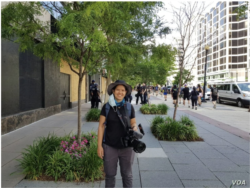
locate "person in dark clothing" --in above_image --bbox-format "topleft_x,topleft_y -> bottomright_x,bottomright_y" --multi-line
125,93 -> 132,103
142,83 -> 147,104
91,83 -> 100,108
197,84 -> 203,106
171,85 -> 179,106
211,84 -> 219,109
190,86 -> 199,110
182,84 -> 190,108
97,80 -> 137,188
136,84 -> 143,105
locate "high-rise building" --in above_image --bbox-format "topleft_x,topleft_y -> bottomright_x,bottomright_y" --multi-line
196,1 -> 249,84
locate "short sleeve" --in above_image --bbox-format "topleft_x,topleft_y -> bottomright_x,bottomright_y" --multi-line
100,104 -> 106,117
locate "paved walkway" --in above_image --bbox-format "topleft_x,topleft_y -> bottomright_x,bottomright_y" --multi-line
2,92 -> 250,188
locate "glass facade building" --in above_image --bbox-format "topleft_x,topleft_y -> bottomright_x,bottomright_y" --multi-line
196,1 -> 249,83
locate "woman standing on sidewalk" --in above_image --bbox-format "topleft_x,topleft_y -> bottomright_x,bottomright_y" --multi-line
97,80 -> 138,188
190,86 -> 199,110
197,84 -> 203,106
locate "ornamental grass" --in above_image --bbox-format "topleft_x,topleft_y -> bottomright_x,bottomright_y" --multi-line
150,116 -> 203,141
85,108 -> 101,121
140,104 -> 169,114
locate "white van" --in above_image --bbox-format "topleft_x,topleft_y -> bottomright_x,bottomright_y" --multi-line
212,82 -> 250,107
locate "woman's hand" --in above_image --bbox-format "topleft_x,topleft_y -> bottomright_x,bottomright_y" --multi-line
132,126 -> 138,132
97,146 -> 104,159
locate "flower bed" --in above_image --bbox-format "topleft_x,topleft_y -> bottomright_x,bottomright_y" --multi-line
17,132 -> 104,182
85,108 -> 101,122
151,116 -> 203,141
140,104 -> 169,114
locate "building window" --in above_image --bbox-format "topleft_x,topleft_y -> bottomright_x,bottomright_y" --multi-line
220,2 -> 226,11
229,15 -> 237,22
229,7 -> 238,14
220,17 -> 226,26
229,23 -> 238,30
220,9 -> 226,18
220,25 -> 226,32
220,41 -> 226,49
213,60 -> 218,66
219,33 -> 226,41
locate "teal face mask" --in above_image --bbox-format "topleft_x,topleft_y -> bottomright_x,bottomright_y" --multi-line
108,94 -> 116,107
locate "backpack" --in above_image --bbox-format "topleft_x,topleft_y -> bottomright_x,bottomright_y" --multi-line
173,88 -> 178,96
103,102 -> 132,142
213,87 -> 218,96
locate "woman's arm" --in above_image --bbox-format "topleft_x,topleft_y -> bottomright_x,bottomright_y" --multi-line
130,118 -> 138,131
97,115 -> 106,159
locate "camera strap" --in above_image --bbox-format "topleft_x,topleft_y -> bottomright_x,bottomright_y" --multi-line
116,104 -> 131,132
116,108 -> 128,132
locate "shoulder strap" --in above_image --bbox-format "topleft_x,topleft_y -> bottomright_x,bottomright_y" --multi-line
125,102 -> 132,118
103,103 -> 110,142
104,103 -> 110,125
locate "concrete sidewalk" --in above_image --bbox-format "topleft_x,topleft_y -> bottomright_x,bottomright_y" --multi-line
2,94 -> 250,188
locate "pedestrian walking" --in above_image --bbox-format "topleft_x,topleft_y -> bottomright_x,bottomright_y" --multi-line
197,84 -> 203,106
182,84 -> 190,108
91,83 -> 100,108
162,84 -> 168,101
155,84 -> 159,96
210,84 -> 219,109
97,80 -> 137,188
136,84 -> 143,105
172,85 -> 178,107
179,86 -> 184,104
190,86 -> 199,110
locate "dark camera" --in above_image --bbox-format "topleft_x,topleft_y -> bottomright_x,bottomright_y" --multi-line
121,124 -> 146,153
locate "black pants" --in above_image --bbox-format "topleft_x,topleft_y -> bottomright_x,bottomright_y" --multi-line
91,97 -> 99,108
143,93 -> 147,104
191,97 -> 198,107
136,94 -> 143,104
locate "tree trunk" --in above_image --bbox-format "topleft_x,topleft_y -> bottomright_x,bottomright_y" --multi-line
104,71 -> 111,104
173,67 -> 183,120
77,77 -> 83,144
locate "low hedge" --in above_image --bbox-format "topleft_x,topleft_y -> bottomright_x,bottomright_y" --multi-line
16,132 -> 104,182
150,116 -> 203,141
85,108 -> 101,122
140,104 -> 169,114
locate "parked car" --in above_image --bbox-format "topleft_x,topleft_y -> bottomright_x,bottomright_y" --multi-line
212,82 -> 250,107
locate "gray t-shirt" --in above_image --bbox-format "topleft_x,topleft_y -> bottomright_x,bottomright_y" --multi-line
162,87 -> 168,93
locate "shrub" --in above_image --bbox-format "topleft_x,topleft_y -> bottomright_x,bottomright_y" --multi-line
151,116 -> 201,141
46,150 -> 72,181
17,132 -> 103,182
140,104 -> 150,114
85,108 -> 101,121
157,104 -> 169,114
140,104 -> 169,115
180,116 -> 195,127
150,106 -> 158,114
151,116 -> 165,134
17,134 -> 61,180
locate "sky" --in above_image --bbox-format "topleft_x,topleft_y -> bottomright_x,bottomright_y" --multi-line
155,1 -> 217,47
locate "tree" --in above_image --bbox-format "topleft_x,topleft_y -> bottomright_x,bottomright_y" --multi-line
2,2 -> 169,143
233,1 -> 249,20
171,2 -> 206,120
172,68 -> 194,86
114,44 -> 176,87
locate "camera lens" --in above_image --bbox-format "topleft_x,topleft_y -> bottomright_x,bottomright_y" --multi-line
132,140 -> 146,153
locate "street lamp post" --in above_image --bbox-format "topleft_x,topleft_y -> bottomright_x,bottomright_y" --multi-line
202,45 -> 209,102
